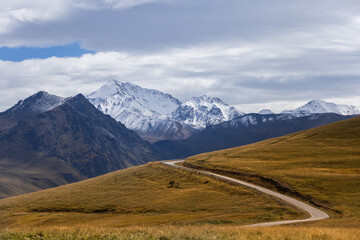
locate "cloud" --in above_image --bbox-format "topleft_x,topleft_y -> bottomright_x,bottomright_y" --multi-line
0,0 -> 71,34
2,0 -> 360,50
74,0 -> 175,10
1,1 -> 360,113
1,33 -> 360,113
0,0 -> 176,35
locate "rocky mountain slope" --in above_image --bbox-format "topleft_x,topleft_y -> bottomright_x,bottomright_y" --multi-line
0,93 -> 160,199
0,91 -> 64,131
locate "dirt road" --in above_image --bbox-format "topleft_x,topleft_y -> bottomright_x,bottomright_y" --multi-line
162,160 -> 329,227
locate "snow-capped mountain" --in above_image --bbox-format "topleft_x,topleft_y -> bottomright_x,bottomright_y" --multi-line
87,81 -> 245,142
87,80 -> 192,142
258,109 -> 274,115
282,100 -> 360,115
172,95 -> 244,128
87,80 -> 180,121
2,91 -> 64,116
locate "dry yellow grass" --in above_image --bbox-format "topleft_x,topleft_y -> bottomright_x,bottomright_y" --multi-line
2,117 -> 359,239
1,225 -> 359,240
187,116 -> 360,228
0,162 -> 304,228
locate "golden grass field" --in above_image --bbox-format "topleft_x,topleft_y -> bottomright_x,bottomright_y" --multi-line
1,225 -> 360,240
0,162 -> 304,229
187,116 -> 360,229
1,117 -> 359,239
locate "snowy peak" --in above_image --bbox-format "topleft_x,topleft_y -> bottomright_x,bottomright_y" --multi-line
185,95 -> 225,108
86,81 -> 246,141
87,80 -> 181,118
87,81 -> 184,141
3,91 -> 64,115
282,99 -> 360,115
172,95 -> 245,128
258,109 -> 274,115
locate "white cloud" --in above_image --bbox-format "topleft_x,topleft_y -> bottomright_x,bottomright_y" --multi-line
0,0 -> 72,34
75,0 -> 174,10
1,0 -> 360,113
1,31 -> 360,113
0,0 -> 176,34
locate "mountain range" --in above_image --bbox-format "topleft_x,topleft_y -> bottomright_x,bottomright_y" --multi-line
1,80 -> 359,199
87,80 -> 245,142
87,81 -> 360,144
281,99 -> 360,115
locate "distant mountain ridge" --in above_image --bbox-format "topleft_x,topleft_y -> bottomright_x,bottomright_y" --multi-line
87,80 -> 245,142
282,99 -> 360,115
87,81 -> 360,143
155,113 -> 354,159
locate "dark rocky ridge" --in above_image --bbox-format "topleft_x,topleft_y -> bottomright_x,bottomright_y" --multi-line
0,91 -> 63,131
155,113 -> 355,159
0,93 -> 160,198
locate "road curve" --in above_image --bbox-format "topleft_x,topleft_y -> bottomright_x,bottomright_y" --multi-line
162,160 -> 329,227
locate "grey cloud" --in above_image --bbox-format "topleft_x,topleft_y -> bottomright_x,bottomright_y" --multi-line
2,0 -> 360,50
1,0 -> 360,113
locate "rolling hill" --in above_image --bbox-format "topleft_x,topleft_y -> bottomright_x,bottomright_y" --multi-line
0,115 -> 359,239
185,116 -> 360,227
0,162 -> 304,228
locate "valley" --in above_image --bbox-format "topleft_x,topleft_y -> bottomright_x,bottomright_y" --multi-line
0,83 -> 359,239
2,1 -> 360,238
2,83 -> 357,200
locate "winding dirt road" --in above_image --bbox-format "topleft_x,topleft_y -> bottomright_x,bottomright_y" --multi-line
162,160 -> 329,227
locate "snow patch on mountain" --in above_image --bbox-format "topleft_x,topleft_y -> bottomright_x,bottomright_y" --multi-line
3,91 -> 64,115
172,95 -> 245,128
220,113 -> 299,129
88,80 -> 180,117
282,99 -> 360,115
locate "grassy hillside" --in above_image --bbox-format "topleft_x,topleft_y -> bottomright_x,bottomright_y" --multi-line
186,116 -> 360,227
0,153 -> 85,199
0,162 -> 304,228
2,117 -> 358,239
1,226 -> 360,240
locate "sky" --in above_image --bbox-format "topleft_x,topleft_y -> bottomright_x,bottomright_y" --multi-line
1,0 -> 360,113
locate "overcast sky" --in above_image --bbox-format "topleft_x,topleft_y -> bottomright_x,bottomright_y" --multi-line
1,0 -> 360,113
